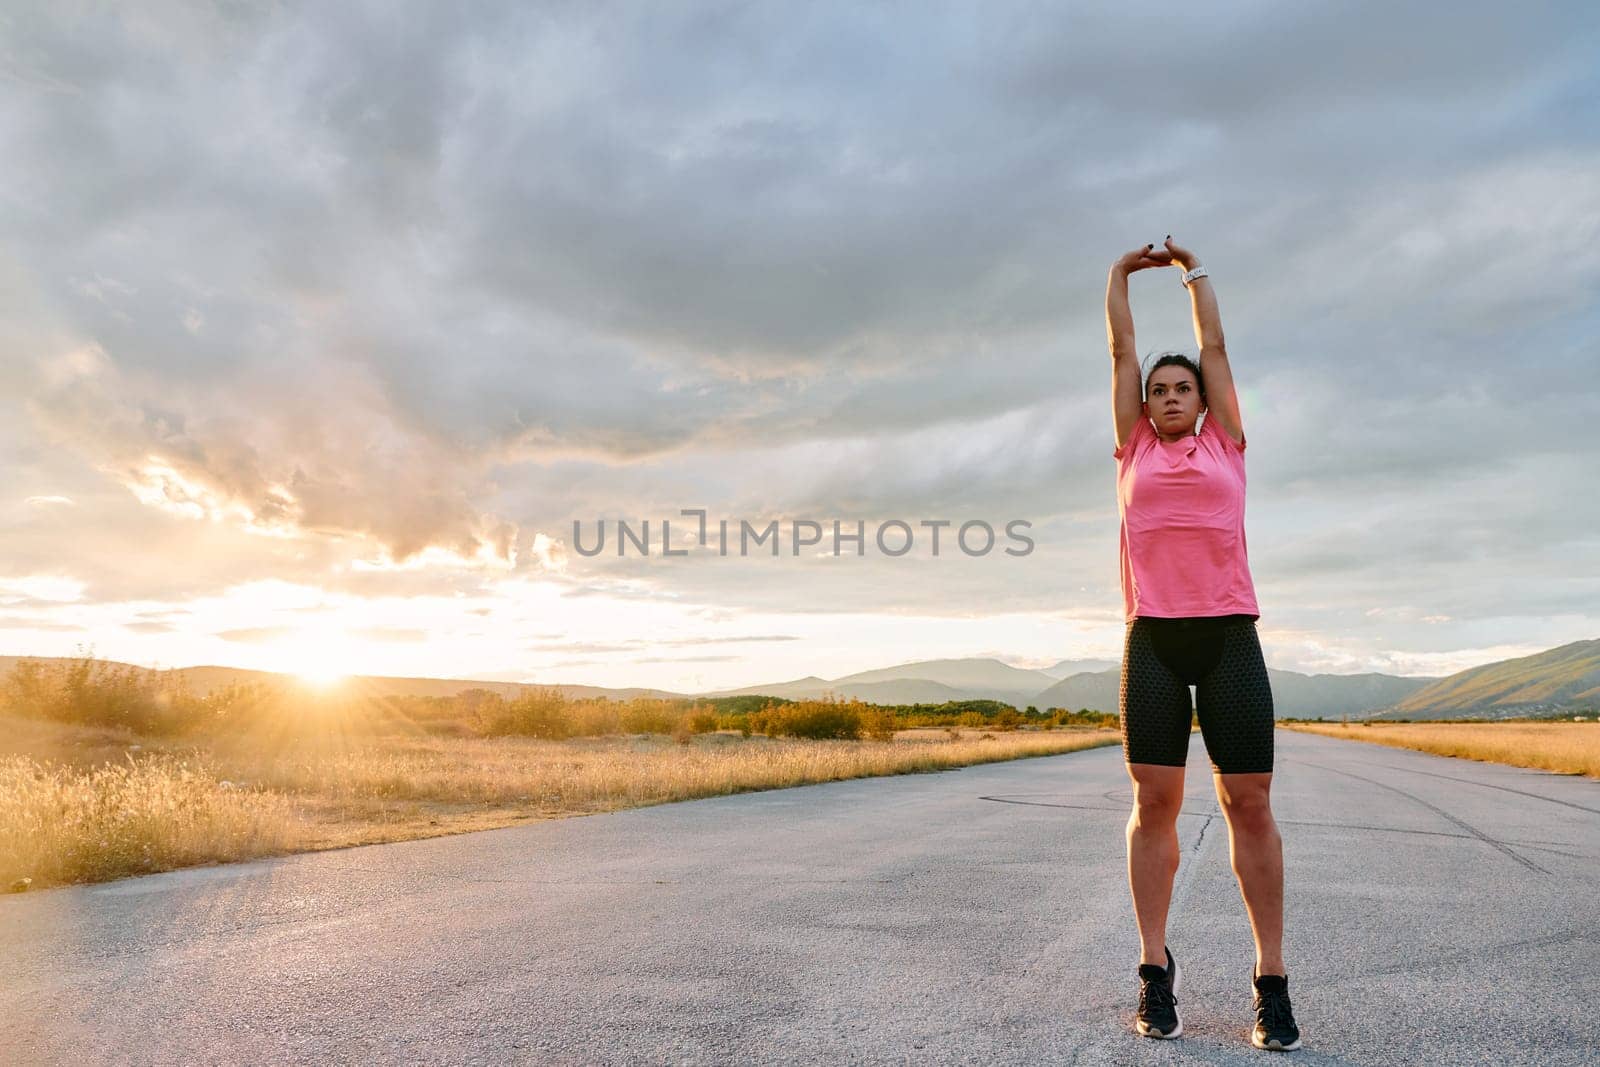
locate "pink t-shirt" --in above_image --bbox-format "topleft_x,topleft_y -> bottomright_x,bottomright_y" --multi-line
1114,413 -> 1260,623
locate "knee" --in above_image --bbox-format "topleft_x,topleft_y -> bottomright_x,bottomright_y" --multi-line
1130,788 -> 1183,829
1219,788 -> 1274,834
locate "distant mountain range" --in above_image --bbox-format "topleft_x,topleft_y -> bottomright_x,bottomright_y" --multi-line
702,657 -> 1069,707
700,656 -> 1437,719
3,638 -> 1596,719
1032,666 -> 1436,720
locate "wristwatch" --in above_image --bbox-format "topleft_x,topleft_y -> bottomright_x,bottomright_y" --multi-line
1181,265 -> 1209,287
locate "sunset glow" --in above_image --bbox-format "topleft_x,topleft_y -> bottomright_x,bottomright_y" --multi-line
292,661 -> 349,689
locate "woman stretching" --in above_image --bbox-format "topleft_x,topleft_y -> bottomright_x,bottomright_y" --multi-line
1104,237 -> 1301,1051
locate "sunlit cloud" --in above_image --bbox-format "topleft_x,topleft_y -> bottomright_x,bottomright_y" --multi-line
0,2 -> 1594,691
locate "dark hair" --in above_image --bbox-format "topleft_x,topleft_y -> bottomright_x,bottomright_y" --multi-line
1143,351 -> 1204,402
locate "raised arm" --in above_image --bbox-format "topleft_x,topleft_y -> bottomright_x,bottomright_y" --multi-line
1164,237 -> 1243,447
1107,244 -> 1172,450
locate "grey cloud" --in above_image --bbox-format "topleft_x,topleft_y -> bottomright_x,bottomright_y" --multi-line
0,440 -> 365,611
21,343 -> 517,566
3,1 -> 1598,669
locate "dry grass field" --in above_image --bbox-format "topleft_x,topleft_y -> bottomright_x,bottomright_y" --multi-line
1279,720 -> 1600,779
0,714 -> 1118,891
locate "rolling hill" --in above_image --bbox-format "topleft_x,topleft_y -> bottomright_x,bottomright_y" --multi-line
0,656 -> 680,702
1375,639 -> 1600,720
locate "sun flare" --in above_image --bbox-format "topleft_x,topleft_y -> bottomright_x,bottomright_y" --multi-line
276,639 -> 353,688
294,662 -> 348,688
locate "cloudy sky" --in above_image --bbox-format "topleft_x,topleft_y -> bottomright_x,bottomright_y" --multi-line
3,1 -> 1597,693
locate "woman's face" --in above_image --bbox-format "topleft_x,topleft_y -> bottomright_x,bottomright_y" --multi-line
1145,365 -> 1205,435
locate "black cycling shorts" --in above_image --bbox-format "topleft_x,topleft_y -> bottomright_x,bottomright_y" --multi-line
1118,614 -> 1275,774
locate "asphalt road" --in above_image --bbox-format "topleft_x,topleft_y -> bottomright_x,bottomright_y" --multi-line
3,729 -> 1597,1065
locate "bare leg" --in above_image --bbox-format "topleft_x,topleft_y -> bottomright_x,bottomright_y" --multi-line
1214,771 -> 1285,976
1126,762 -> 1186,966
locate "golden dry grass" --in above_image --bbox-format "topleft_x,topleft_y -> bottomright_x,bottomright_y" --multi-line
0,719 -> 1118,891
0,754 -> 298,890
1280,721 -> 1600,779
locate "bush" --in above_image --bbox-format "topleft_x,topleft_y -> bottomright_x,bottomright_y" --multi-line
2,655 -> 204,736
1046,707 -> 1116,729
476,687 -> 573,739
768,700 -> 862,741
619,699 -> 680,736
863,707 -> 897,742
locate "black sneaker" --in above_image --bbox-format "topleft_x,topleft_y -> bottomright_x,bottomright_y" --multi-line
1135,946 -> 1182,1039
1251,966 -> 1301,1051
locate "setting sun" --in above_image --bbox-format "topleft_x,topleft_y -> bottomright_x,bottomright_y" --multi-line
271,632 -> 357,688
294,663 -> 348,688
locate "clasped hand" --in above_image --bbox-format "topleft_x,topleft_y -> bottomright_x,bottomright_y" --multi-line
1114,237 -> 1198,274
